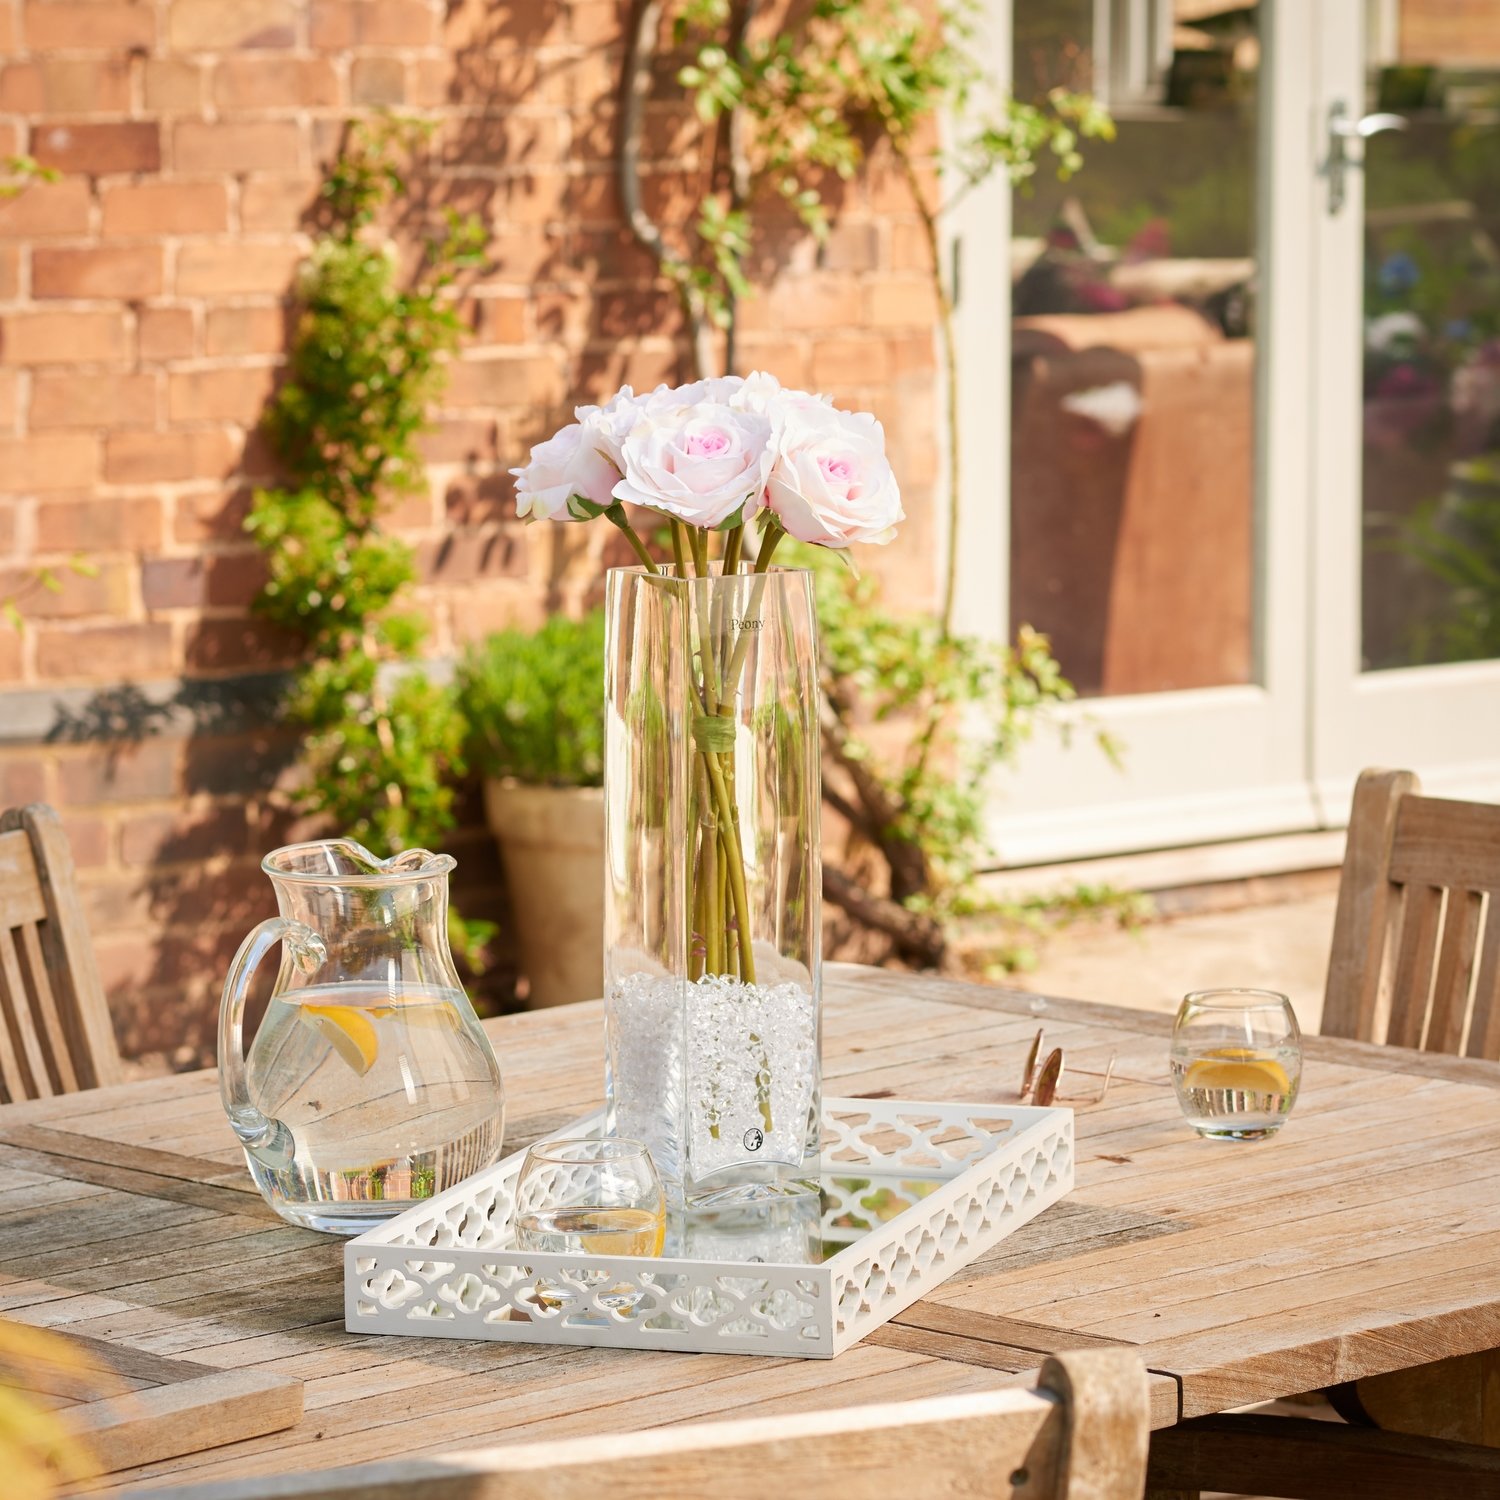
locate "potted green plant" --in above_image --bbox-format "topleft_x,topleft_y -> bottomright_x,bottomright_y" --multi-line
456,611 -> 606,1007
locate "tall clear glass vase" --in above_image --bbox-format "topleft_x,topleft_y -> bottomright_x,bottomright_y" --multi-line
603,563 -> 821,1207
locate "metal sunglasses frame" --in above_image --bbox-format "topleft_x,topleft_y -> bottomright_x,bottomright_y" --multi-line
1019,1028 -> 1117,1107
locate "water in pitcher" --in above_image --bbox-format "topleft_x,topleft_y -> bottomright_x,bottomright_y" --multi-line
245,981 -> 504,1232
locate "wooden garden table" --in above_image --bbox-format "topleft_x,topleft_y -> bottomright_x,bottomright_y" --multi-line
3,962 -> 1499,1492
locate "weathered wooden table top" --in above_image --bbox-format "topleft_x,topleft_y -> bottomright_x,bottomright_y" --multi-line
3,963 -> 1499,1493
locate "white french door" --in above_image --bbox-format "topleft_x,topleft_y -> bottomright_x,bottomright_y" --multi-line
959,0 -> 1500,866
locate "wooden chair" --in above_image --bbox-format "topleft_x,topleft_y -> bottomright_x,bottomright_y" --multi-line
1323,768 -> 1500,1060
129,1350 -> 1151,1500
0,803 -> 121,1101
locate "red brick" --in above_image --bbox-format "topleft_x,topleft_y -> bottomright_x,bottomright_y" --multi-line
0,58 -> 131,115
172,484 -> 252,544
168,0 -> 294,49
32,122 -> 161,176
22,0 -> 156,48
105,428 -> 237,484
307,0 -> 354,47
55,738 -> 178,806
0,561 -> 126,619
0,178 -> 91,239
0,751 -> 51,811
0,433 -> 99,491
812,337 -> 892,390
60,813 -> 110,868
32,245 -> 165,300
121,810 -> 249,870
102,180 -> 229,237
204,303 -> 286,357
176,239 -> 301,296
445,353 -> 565,409
471,294 -> 528,344
417,418 -> 498,465
350,56 -> 405,107
214,57 -> 340,111
137,305 -> 197,361
143,60 -> 205,113
35,495 -> 163,550
865,278 -> 938,328
173,120 -> 302,176
0,2 -> 14,50
35,621 -> 174,680
239,176 -> 318,231
1,310 -> 128,366
30,372 -> 157,430
144,552 -> 265,610
0,369 -> 18,429
168,365 -> 276,423
0,625 -> 21,681
0,247 -> 17,300
319,0 -> 436,47
182,616 -> 300,672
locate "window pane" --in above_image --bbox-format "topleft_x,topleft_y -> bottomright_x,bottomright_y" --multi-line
1009,0 -> 1259,697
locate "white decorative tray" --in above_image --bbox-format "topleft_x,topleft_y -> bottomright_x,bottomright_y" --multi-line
344,1097 -> 1074,1359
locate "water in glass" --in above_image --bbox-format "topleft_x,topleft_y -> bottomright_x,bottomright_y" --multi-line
1171,989 -> 1302,1141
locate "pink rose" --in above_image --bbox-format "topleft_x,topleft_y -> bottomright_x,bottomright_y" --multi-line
510,423 -> 619,521
765,403 -> 903,547
612,402 -> 772,529
573,386 -> 641,471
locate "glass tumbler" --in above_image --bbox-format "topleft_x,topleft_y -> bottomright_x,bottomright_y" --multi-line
1171,989 -> 1303,1141
512,1137 -> 666,1314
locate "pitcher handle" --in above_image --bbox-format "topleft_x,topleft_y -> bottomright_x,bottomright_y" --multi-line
218,917 -> 324,1154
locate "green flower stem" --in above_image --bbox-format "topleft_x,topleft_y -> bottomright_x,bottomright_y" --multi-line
606,505 -> 658,573
670,518 -> 689,578
703,739 -> 755,985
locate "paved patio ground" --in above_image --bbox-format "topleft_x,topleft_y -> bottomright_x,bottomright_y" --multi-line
1021,888 -> 1337,1034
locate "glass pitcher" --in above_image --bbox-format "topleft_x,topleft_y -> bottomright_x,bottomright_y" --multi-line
218,840 -> 506,1235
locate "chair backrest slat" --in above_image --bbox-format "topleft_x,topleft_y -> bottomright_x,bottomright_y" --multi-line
124,1350 -> 1150,1500
0,923 -> 55,1097
17,919 -> 80,1093
0,804 -> 121,1101
1468,903 -> 1500,1060
0,830 -> 48,926
1325,771 -> 1500,1060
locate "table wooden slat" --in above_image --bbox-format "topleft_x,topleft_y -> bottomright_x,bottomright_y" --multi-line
1,962 -> 1497,1492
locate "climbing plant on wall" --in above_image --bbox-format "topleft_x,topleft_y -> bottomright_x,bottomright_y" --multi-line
246,117 -> 490,955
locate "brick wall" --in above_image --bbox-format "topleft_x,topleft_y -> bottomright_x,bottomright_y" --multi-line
0,0 -> 938,1062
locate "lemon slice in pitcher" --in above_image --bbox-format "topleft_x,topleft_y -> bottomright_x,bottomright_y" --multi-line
1183,1047 -> 1291,1095
302,1004 -> 379,1076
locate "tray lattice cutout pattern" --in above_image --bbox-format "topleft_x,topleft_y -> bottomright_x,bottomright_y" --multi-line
346,1100 -> 1074,1358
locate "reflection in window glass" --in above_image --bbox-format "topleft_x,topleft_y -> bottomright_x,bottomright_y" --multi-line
1008,0 -> 1258,698
1361,20 -> 1500,670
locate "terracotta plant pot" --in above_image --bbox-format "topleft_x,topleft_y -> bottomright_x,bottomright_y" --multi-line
482,779 -> 605,1008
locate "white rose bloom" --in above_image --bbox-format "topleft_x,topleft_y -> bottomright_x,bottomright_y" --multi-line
510,422 -> 619,522
613,402 -> 772,529
765,402 -> 903,547
573,385 -> 642,470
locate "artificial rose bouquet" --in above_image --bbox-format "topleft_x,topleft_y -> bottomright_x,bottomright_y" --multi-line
511,370 -> 904,565
511,371 -> 903,989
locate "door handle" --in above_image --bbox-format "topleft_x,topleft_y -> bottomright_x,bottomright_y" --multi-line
1325,103 -> 1408,214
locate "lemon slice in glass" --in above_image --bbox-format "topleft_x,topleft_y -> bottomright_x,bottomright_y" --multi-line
1183,1047 -> 1291,1095
303,1004 -> 379,1076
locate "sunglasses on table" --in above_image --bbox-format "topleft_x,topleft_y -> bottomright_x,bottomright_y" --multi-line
1019,1029 -> 1117,1107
